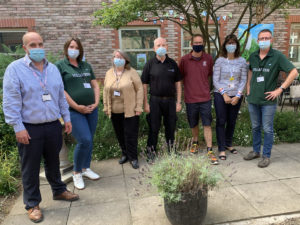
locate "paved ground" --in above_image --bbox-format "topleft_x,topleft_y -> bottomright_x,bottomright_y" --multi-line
3,143 -> 300,225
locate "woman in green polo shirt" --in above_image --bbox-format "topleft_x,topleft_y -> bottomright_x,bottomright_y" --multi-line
55,38 -> 100,190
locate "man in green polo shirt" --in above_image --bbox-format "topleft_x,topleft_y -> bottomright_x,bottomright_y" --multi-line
244,29 -> 298,168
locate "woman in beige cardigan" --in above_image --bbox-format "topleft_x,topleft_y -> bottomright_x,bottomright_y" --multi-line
103,50 -> 143,169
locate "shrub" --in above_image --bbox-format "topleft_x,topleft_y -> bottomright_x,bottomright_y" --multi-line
274,111 -> 300,142
150,153 -> 221,203
0,97 -> 20,196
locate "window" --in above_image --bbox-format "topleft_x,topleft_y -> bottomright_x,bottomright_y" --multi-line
289,23 -> 300,68
119,27 -> 160,72
0,29 -> 26,53
181,26 -> 219,58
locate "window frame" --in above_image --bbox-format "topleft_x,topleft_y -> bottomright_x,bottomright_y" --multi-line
118,26 -> 161,52
118,26 -> 161,72
0,28 -> 27,54
289,23 -> 300,68
181,25 -> 219,57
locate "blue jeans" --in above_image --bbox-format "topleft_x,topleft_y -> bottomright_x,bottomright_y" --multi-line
248,103 -> 277,158
70,108 -> 98,172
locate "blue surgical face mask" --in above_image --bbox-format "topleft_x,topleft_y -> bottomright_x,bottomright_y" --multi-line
192,45 -> 204,53
68,49 -> 80,59
259,40 -> 271,50
29,48 -> 45,62
225,44 -> 237,53
114,58 -> 126,67
156,47 -> 167,56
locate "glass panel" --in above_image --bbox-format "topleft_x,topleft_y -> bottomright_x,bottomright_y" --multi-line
0,31 -> 25,52
290,24 -> 300,45
182,26 -> 218,48
126,51 -> 156,71
289,45 -> 300,63
121,29 -> 158,50
182,26 -> 218,57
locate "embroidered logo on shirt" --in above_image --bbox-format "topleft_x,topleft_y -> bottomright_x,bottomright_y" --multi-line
203,61 -> 207,67
168,69 -> 175,72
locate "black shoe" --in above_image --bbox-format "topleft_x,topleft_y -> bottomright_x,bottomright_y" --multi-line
131,160 -> 139,169
119,156 -> 128,164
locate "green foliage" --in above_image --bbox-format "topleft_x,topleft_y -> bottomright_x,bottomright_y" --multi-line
46,51 -> 63,64
274,111 -> 300,142
0,150 -> 20,195
0,98 -> 20,196
150,153 -> 221,202
93,0 -> 299,56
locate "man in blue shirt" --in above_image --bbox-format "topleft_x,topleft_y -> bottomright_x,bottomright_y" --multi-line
3,32 -> 79,223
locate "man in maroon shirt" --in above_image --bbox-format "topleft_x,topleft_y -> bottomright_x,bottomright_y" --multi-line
179,34 -> 218,165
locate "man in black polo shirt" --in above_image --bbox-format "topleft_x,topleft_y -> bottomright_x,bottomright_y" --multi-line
142,37 -> 182,155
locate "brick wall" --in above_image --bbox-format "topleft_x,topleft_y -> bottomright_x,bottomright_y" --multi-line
0,1 -> 299,78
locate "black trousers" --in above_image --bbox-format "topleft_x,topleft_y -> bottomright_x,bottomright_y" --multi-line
147,96 -> 177,151
214,92 -> 243,152
18,120 -> 67,210
111,113 -> 139,161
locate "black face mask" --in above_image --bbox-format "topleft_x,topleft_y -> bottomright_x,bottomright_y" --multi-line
192,45 -> 204,53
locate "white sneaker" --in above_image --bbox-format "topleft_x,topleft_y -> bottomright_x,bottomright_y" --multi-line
82,168 -> 100,180
72,173 -> 85,190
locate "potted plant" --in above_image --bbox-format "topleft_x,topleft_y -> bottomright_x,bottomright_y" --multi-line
149,152 -> 221,225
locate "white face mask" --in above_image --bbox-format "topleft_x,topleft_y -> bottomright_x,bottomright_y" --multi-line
68,49 -> 80,59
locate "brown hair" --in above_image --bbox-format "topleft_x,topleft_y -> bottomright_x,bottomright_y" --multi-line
112,49 -> 131,70
258,29 -> 273,37
221,34 -> 240,58
191,34 -> 205,45
64,37 -> 84,62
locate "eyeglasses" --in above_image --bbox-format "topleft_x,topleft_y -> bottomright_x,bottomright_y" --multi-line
258,37 -> 272,41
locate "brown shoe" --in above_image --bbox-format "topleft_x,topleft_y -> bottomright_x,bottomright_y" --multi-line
53,190 -> 79,201
27,206 -> 43,223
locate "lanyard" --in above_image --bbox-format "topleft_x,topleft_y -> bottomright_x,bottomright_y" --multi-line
114,69 -> 124,87
25,59 -> 48,92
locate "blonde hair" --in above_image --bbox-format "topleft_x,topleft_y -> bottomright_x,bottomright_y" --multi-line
112,49 -> 131,70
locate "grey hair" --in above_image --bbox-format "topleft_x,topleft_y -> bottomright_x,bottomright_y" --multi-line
112,49 -> 131,70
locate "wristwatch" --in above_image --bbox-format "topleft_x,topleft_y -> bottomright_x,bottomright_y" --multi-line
279,85 -> 286,91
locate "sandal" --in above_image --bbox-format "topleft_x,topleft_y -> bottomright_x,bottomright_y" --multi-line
218,155 -> 227,160
218,151 -> 227,160
225,147 -> 237,154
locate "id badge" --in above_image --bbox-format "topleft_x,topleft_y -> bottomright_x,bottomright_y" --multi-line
257,76 -> 264,82
83,83 -> 92,88
42,94 -> 52,101
114,91 -> 121,97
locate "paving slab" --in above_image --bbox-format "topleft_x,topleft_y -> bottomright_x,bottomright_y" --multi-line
218,160 -> 276,186
204,186 -> 259,224
67,200 -> 131,225
129,196 -> 171,225
273,144 -> 300,156
235,180 -> 300,216
90,159 -> 123,178
124,172 -> 157,199
4,143 -> 300,225
9,185 -> 72,215
3,208 -> 69,225
218,213 -> 300,225
264,156 -> 300,179
72,175 -> 127,207
280,177 -> 300,194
